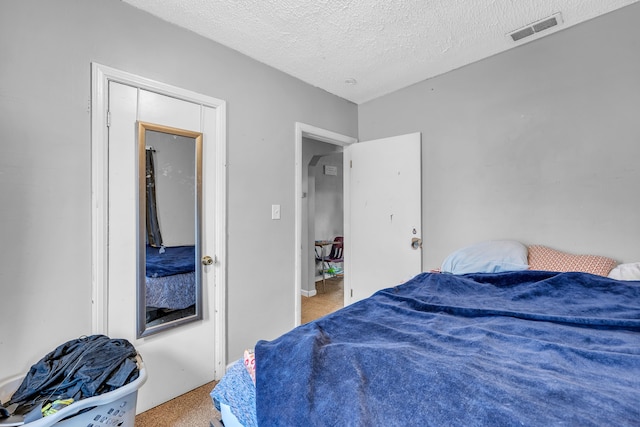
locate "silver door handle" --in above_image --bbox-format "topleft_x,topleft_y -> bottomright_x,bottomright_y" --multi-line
202,255 -> 214,265
411,238 -> 422,250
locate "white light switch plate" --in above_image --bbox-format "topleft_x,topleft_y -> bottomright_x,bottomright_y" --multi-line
271,204 -> 281,220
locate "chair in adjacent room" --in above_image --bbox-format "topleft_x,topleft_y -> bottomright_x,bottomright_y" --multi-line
322,236 -> 344,278
315,236 -> 344,292
323,236 -> 344,266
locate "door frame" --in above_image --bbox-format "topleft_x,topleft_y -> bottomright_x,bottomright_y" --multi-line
91,63 -> 228,376
294,122 -> 357,325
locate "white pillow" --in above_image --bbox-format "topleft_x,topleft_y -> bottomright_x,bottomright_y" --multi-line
441,240 -> 529,275
608,262 -> 640,281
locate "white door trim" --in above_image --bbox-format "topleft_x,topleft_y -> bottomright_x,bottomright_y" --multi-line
294,122 -> 357,325
91,63 -> 228,377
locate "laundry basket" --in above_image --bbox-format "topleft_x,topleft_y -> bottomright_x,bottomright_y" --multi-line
0,354 -> 146,427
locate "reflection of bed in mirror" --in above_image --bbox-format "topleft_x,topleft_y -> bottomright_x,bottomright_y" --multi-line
145,244 -> 196,326
136,121 -> 203,338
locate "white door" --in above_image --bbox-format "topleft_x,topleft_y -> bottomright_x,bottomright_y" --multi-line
107,81 -> 218,411
344,133 -> 422,303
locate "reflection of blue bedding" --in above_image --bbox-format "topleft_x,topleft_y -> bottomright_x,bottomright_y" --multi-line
145,245 -> 195,277
255,271 -> 640,426
146,271 -> 195,309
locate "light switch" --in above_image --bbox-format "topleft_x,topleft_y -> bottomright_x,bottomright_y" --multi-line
271,204 -> 281,220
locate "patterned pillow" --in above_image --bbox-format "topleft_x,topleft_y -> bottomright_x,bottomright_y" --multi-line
527,245 -> 618,277
244,349 -> 256,385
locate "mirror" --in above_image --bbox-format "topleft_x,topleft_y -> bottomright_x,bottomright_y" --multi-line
136,121 -> 203,338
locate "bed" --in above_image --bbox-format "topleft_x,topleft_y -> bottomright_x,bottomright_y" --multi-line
211,241 -> 640,426
145,245 -> 196,310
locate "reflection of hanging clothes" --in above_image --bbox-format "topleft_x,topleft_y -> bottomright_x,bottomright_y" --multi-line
146,148 -> 163,247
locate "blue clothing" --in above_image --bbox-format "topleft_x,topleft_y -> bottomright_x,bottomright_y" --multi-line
7,335 -> 139,416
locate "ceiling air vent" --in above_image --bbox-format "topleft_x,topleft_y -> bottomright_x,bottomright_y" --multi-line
508,12 -> 563,42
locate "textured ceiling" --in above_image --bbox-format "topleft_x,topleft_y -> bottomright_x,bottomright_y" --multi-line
122,0 -> 639,104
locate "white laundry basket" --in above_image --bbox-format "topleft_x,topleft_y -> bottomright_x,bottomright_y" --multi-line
0,354 -> 146,427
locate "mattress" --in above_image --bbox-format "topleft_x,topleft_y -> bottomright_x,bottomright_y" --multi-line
145,271 -> 196,310
145,245 -> 196,310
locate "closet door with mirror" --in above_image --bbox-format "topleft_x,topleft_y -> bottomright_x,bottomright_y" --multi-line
100,77 -> 224,412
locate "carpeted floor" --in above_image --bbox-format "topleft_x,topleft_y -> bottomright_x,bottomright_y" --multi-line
135,278 -> 342,426
135,380 -> 221,427
301,277 -> 344,324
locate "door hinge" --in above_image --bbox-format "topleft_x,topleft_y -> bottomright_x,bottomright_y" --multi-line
350,160 -> 353,168
106,110 -> 111,127
350,289 -> 353,297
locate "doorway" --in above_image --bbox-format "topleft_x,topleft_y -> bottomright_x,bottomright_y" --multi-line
294,123 -> 356,326
296,127 -> 423,325
301,148 -> 344,322
306,148 -> 343,292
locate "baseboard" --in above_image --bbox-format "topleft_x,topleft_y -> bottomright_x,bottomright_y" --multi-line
301,288 -> 317,297
315,273 -> 339,282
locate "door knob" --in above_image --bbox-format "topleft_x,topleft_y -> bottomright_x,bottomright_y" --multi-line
202,255 -> 214,266
411,238 -> 422,250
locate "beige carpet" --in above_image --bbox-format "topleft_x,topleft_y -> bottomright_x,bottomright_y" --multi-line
135,279 -> 342,426
301,277 -> 344,324
135,381 -> 221,427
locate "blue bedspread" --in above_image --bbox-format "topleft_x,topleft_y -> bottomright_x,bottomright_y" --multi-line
145,245 -> 195,277
255,271 -> 640,426
211,360 -> 258,427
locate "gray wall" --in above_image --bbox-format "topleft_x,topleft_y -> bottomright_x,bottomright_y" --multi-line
0,0 -> 357,380
314,153 -> 344,243
359,4 -> 640,269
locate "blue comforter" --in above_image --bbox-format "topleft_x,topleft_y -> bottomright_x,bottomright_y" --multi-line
145,245 -> 195,277
255,271 -> 640,426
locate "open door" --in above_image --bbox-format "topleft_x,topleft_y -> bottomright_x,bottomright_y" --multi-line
344,133 -> 422,304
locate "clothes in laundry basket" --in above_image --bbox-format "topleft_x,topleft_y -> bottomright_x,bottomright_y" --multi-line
3,334 -> 139,419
